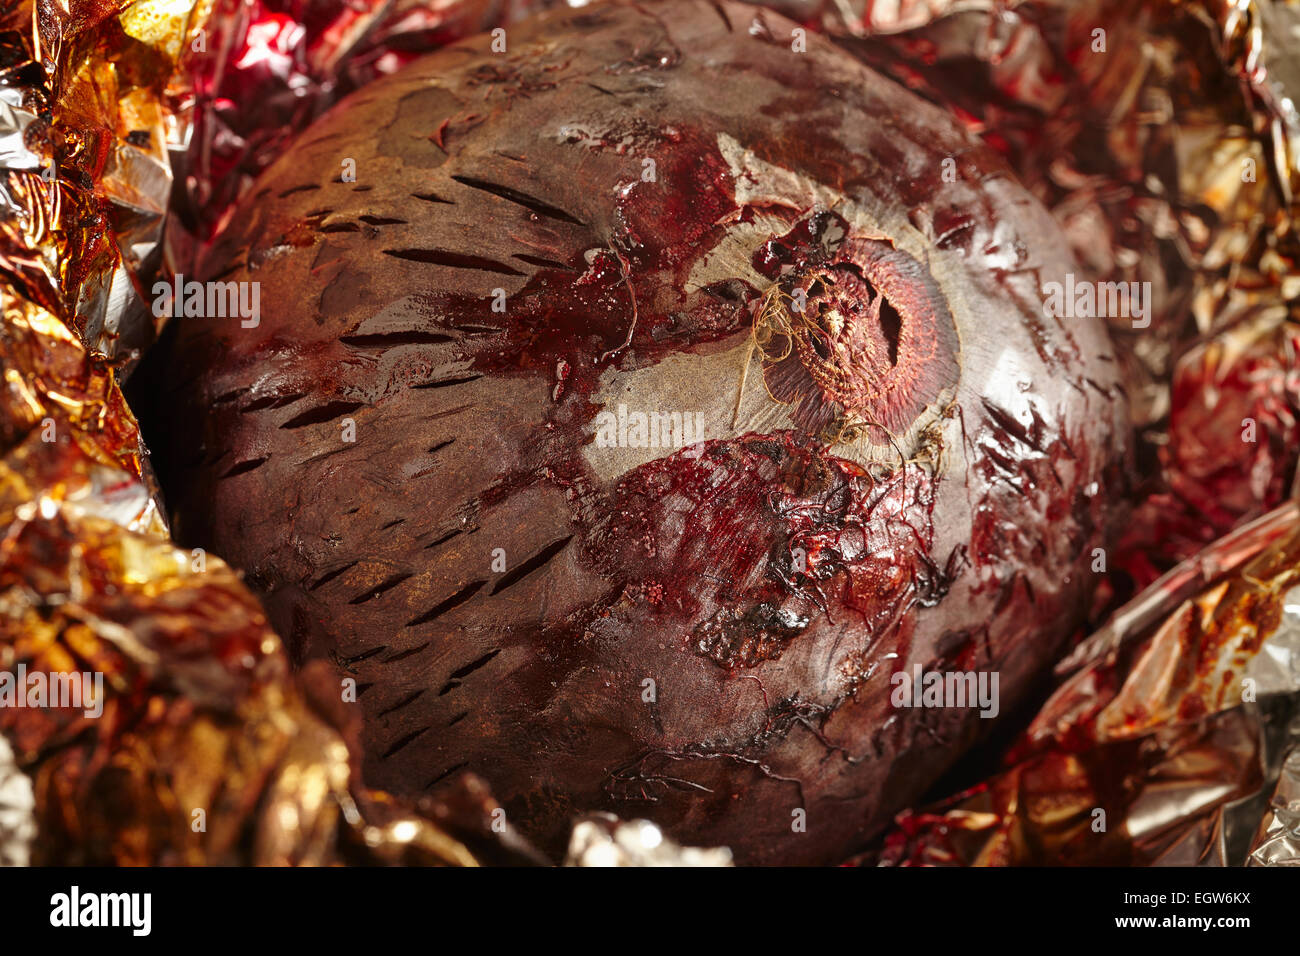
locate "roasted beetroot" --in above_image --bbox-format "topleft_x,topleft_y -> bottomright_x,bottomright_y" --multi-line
157,0 -> 1129,864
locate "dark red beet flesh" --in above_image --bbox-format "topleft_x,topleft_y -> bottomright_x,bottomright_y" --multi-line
158,0 -> 1129,864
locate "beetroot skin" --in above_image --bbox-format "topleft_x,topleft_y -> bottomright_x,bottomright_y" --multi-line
159,0 -> 1129,864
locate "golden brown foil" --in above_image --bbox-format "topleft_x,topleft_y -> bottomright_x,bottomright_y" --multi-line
879,503 -> 1300,866
3,0 -> 1300,867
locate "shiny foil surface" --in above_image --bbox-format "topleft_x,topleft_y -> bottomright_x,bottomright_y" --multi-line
878,502 -> 1300,866
1,0 -> 1299,866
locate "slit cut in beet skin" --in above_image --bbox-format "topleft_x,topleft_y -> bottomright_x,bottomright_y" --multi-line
155,0 -> 1129,865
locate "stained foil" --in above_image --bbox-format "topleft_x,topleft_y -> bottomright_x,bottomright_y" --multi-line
2,0 -> 1299,866
1248,740 -> 1300,865
877,502 -> 1300,866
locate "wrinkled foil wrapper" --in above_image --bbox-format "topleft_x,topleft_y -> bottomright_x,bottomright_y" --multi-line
2,0 -> 1300,866
1249,739 -> 1300,865
877,502 -> 1300,866
0,735 -> 36,866
564,814 -> 733,867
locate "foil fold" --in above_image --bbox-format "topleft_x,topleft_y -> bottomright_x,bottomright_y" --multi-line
879,501 -> 1300,866
0,735 -> 35,867
1248,738 -> 1300,865
3,0 -> 1300,866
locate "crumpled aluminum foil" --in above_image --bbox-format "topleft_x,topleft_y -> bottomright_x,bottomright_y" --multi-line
1248,737 -> 1300,865
564,814 -> 733,867
0,1 -> 177,363
0,494 -> 515,865
0,735 -> 35,867
3,0 -> 1300,866
877,500 -> 1300,866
